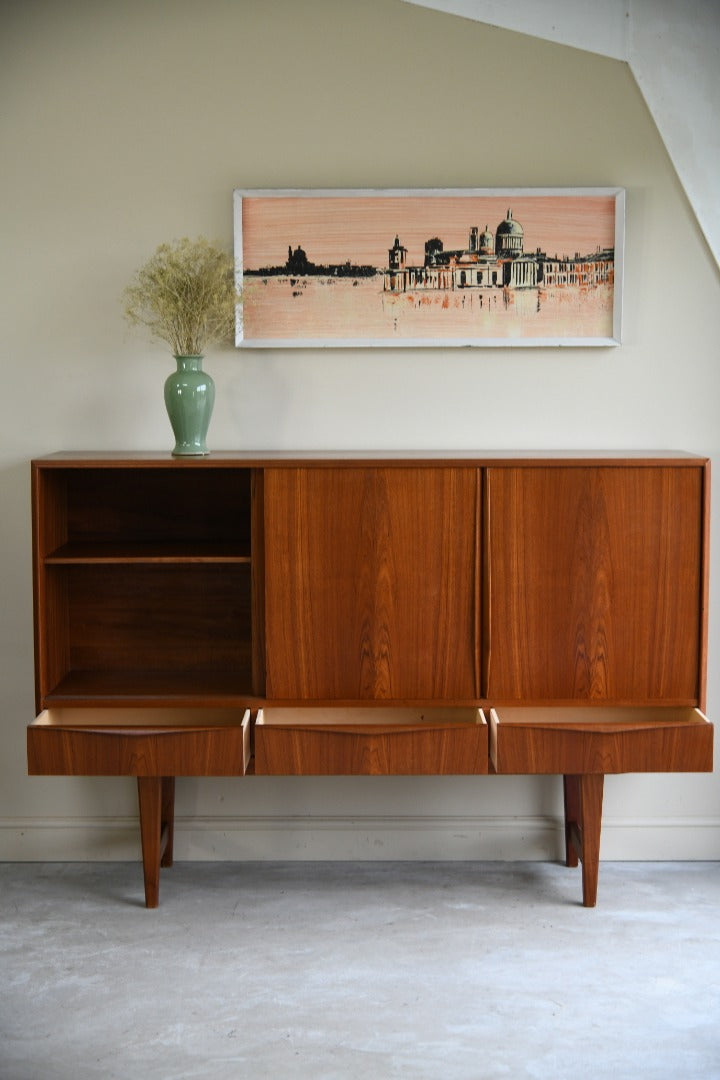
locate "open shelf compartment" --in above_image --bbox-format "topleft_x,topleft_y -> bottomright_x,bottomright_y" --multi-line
35,466 -> 252,560
36,562 -> 254,706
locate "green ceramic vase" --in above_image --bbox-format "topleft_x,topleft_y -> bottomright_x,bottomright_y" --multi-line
164,355 -> 215,456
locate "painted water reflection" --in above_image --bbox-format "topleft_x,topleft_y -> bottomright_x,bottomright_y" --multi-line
241,275 -> 615,345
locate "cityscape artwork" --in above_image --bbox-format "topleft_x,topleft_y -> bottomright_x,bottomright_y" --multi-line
234,188 -> 624,347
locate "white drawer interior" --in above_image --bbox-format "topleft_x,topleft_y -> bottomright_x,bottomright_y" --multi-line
257,707 -> 486,727
490,706 -> 706,727
32,707 -> 251,729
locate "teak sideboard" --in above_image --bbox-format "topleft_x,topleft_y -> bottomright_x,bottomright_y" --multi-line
28,451 -> 713,907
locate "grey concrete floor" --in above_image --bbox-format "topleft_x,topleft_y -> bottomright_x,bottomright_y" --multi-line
1,861 -> 719,1080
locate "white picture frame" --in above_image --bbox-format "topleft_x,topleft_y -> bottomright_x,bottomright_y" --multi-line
234,187 -> 624,347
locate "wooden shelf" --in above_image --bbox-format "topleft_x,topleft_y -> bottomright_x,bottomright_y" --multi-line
43,669 -> 257,707
45,541 -> 252,564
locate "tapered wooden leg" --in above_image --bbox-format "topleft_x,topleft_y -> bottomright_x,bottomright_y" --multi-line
563,773 -> 605,907
137,776 -> 175,908
563,775 -> 580,868
579,774 -> 604,908
137,777 -> 162,908
161,777 -> 175,868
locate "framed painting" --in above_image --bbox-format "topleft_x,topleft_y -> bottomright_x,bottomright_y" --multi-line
234,188 -> 624,348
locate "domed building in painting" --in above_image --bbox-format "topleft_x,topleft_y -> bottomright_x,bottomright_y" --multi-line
384,208 -> 614,295
495,209 -> 524,255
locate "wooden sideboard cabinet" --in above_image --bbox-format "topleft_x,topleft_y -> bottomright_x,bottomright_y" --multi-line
28,451 -> 713,908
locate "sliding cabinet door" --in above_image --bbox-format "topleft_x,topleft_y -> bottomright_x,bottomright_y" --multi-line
264,467 -> 479,701
485,465 -> 705,704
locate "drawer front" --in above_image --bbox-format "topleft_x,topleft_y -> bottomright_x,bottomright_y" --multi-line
255,707 -> 488,775
489,706 -> 713,775
28,708 -> 251,776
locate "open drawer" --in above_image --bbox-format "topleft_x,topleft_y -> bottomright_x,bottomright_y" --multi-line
28,707 -> 251,776
489,705 -> 713,775
255,707 -> 488,775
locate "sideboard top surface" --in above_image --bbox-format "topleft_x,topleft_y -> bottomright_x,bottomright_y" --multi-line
32,450 -> 708,469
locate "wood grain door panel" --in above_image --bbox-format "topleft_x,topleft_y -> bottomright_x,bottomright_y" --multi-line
264,467 -> 479,700
485,466 -> 704,703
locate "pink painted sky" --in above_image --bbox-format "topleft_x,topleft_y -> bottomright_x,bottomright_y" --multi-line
241,193 -> 617,269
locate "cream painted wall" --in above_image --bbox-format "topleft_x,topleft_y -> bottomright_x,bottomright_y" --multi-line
1,0 -> 719,863
405,0 -> 720,269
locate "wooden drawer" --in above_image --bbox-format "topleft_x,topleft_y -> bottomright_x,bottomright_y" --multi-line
28,707 -> 251,776
489,706 -> 713,775
255,707 -> 488,775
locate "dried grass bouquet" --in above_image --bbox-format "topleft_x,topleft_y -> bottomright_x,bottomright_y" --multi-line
123,237 -> 237,356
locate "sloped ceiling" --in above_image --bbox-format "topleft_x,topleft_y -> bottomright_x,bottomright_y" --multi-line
403,0 -> 720,273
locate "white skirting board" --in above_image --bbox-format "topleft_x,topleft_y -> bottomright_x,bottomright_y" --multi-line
2,815 -> 720,862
